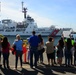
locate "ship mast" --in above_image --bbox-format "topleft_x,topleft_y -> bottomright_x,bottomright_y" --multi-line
21,1 -> 27,19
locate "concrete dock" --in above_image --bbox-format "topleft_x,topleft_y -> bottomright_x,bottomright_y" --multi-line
0,51 -> 76,75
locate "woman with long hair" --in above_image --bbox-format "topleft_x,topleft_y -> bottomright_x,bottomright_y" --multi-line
38,34 -> 44,63
57,38 -> 64,66
2,37 -> 10,69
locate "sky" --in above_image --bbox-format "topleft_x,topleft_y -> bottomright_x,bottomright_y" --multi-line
0,0 -> 76,31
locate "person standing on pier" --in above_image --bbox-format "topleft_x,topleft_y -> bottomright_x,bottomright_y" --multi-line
71,42 -> 76,66
2,37 -> 10,69
29,31 -> 40,68
57,37 -> 64,66
45,37 -> 54,66
37,34 -> 44,64
64,38 -> 72,66
12,34 -> 23,70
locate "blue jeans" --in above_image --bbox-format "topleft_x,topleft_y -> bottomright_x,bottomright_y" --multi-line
38,50 -> 43,62
65,51 -> 71,66
30,47 -> 38,67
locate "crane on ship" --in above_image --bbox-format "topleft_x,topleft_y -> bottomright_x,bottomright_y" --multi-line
21,1 -> 27,19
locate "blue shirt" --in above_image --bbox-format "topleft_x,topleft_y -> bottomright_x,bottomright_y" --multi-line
29,35 -> 40,47
13,40 -> 23,51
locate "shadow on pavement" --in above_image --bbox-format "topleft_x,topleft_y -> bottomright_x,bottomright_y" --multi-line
33,67 -> 57,75
41,63 -> 76,74
0,66 -> 57,75
52,66 -> 76,74
0,64 -> 76,75
0,67 -> 22,75
21,67 -> 57,75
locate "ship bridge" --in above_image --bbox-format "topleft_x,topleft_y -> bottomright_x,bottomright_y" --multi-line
1,19 -> 17,27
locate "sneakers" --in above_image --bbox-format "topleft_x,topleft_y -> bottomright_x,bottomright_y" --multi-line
13,67 -> 17,70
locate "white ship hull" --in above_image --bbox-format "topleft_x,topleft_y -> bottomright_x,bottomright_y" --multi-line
0,19 -> 72,37
0,29 -> 62,37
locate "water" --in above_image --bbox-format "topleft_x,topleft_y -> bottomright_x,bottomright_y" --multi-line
7,36 -> 61,46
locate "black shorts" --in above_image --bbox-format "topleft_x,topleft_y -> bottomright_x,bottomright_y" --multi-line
47,52 -> 54,59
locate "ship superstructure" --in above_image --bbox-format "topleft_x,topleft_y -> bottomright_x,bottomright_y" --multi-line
0,2 -> 72,37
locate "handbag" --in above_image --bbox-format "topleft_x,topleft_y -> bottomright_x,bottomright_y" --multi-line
12,45 -> 16,55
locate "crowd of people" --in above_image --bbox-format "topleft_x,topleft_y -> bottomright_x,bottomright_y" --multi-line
0,31 -> 76,70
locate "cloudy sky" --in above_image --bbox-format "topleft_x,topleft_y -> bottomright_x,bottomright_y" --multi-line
0,0 -> 76,31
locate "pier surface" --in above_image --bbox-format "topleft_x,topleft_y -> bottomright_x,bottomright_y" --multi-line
0,52 -> 76,75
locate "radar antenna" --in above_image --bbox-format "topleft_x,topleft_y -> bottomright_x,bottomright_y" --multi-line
21,1 -> 27,19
